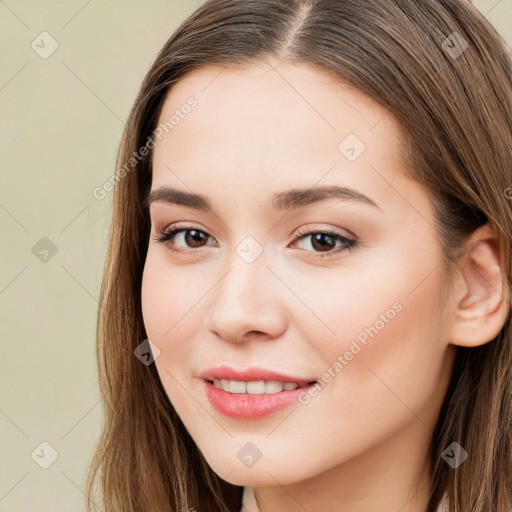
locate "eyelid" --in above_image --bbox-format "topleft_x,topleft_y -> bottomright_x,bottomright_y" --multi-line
293,223 -> 356,240
153,222 -> 218,248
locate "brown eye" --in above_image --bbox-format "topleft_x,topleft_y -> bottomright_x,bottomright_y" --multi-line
292,227 -> 357,258
184,230 -> 208,248
153,226 -> 216,253
309,233 -> 337,252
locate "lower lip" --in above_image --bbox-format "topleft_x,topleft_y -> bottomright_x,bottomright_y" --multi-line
204,380 -> 316,420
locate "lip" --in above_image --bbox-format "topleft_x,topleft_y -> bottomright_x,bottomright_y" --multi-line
203,380 -> 318,419
198,365 -> 316,386
199,366 -> 318,420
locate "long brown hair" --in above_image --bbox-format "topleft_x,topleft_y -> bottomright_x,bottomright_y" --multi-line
86,1 -> 512,510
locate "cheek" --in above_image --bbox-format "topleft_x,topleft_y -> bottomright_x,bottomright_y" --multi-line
279,253 -> 437,365
140,253 -> 203,411
306,255 -> 447,427
141,250 -> 202,342
140,249 -> 218,407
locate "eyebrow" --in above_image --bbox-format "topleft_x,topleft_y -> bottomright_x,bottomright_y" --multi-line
143,185 -> 381,212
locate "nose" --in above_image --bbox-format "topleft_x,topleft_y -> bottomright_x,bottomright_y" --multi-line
205,255 -> 288,344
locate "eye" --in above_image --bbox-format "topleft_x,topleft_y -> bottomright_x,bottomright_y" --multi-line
153,223 -> 358,258
290,225 -> 357,258
152,224 -> 217,254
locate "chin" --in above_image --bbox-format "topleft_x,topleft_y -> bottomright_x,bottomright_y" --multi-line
202,450 -> 310,487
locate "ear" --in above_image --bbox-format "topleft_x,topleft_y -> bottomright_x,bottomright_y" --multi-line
447,221 -> 510,348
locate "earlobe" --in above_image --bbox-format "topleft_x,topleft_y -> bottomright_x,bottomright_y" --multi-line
447,222 -> 509,348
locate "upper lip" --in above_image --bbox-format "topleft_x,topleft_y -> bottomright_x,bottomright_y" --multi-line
199,365 -> 317,385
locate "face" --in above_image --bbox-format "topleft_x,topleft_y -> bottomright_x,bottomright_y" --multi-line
141,58 -> 455,488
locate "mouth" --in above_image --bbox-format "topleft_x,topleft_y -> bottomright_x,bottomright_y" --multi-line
202,378 -> 319,420
199,366 -> 319,419
205,378 -> 318,394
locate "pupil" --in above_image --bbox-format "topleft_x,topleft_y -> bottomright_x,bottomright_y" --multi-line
312,233 -> 334,252
186,230 -> 206,247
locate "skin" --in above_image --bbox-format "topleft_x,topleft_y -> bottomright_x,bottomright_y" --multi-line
140,57 -> 508,512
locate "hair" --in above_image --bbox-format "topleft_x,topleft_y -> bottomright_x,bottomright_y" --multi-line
86,1 -> 512,511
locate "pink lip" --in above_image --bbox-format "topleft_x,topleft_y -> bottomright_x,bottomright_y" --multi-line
199,365 -> 318,420
198,365 -> 316,385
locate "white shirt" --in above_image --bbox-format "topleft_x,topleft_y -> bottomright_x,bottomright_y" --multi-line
240,486 -> 450,512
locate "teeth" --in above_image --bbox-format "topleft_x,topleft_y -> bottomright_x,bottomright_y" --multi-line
212,379 -> 302,394
246,381 -> 266,394
266,380 -> 285,393
229,380 -> 246,394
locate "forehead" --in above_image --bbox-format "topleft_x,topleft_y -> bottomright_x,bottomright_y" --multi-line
150,60 -> 415,213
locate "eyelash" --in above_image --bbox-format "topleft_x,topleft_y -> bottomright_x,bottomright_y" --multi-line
152,224 -> 358,259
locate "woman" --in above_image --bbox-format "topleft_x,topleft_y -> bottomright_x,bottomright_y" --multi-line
86,0 -> 512,511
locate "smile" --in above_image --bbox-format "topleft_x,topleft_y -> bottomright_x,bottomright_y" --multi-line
210,379 -> 313,394
203,379 -> 318,420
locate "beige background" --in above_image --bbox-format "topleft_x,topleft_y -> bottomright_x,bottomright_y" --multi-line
1,1 -> 511,510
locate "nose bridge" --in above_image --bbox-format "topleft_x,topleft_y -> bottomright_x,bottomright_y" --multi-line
218,227 -> 269,301
206,243 -> 286,342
